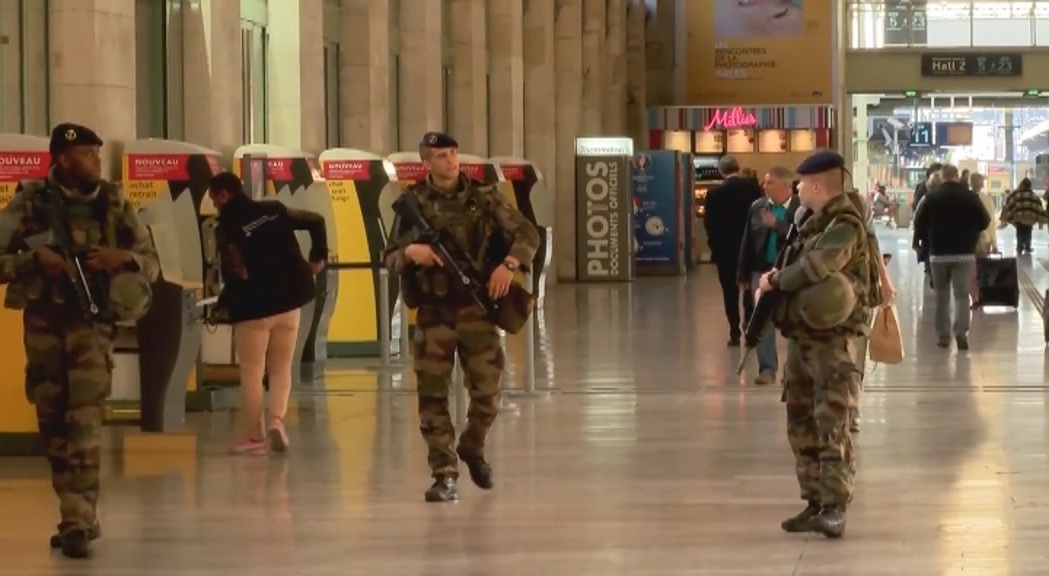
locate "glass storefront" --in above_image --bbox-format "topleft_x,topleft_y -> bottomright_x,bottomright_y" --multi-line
241,0 -> 269,144
323,0 -> 341,148
849,0 -> 1049,48
0,0 -> 49,135
851,92 -> 1048,198
135,0 -> 168,138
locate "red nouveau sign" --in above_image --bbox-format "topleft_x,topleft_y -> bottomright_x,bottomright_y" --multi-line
703,107 -> 758,131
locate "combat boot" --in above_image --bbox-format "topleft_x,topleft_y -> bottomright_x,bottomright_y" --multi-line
811,505 -> 847,539
424,476 -> 459,503
60,528 -> 92,559
780,501 -> 821,533
456,447 -> 493,490
50,522 -> 101,549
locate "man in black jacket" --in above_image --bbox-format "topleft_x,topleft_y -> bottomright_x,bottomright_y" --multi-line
737,166 -> 800,384
704,155 -> 763,345
912,164 -> 990,350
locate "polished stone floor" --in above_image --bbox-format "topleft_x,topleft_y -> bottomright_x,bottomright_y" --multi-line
2,227 -> 1049,575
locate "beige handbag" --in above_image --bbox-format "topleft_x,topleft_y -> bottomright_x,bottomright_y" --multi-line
869,304 -> 904,364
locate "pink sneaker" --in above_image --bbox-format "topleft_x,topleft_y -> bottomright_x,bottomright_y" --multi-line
229,436 -> 267,455
267,417 -> 289,453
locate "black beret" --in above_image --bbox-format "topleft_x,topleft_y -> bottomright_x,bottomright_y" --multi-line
419,131 -> 458,150
49,123 -> 103,157
795,150 -> 845,176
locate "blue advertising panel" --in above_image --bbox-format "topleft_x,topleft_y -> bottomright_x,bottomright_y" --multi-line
632,150 -> 685,274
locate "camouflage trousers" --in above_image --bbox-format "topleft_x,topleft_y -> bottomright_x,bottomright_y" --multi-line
783,334 -> 859,508
24,307 -> 114,534
850,334 -> 868,412
413,303 -> 504,478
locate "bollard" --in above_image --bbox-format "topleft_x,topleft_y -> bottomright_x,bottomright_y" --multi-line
399,297 -> 411,360
378,268 -> 391,366
523,272 -> 536,394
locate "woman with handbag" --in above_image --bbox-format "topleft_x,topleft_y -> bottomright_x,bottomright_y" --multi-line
208,172 -> 328,455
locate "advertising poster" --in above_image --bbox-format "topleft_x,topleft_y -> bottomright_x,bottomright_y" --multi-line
575,154 -> 634,282
632,151 -> 685,274
0,151 -> 49,206
687,0 -> 833,105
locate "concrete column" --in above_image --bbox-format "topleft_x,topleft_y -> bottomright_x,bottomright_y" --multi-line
580,0 -> 606,135
397,0 -> 443,149
268,0 -> 325,153
487,0 -> 524,157
523,0 -> 556,210
341,0 -> 390,155
554,0 -> 583,280
49,0 -> 136,178
181,0 -> 243,156
625,0 -> 647,148
645,0 -> 676,106
447,0 -> 488,154
604,0 -> 627,135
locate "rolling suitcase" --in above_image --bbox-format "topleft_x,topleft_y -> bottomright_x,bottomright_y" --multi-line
976,252 -> 1019,308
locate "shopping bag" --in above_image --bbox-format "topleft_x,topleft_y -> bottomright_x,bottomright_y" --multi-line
869,304 -> 904,364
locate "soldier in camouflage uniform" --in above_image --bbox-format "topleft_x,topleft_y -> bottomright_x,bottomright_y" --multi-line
384,132 -> 540,503
0,123 -> 160,558
758,151 -> 874,539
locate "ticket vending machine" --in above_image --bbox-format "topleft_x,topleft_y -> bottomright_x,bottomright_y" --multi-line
489,157 -> 554,308
318,148 -> 401,357
0,135 -> 50,454
120,139 -> 220,427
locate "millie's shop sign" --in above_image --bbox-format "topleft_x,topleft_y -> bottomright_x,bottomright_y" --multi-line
575,138 -> 634,282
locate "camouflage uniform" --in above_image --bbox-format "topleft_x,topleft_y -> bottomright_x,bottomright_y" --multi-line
0,124 -> 159,557
384,135 -> 539,502
770,155 -> 873,539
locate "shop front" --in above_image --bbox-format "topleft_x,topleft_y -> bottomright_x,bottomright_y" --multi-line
647,104 -> 835,264
647,105 -> 836,176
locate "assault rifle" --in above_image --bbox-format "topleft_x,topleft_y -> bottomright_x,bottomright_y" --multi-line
391,191 -> 535,334
39,189 -> 114,324
737,208 -> 812,375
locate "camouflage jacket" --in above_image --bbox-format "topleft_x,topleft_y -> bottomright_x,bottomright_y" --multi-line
772,192 -> 872,337
0,176 -> 160,311
384,173 -> 540,303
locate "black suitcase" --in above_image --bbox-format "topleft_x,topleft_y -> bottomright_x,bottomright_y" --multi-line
977,253 -> 1019,308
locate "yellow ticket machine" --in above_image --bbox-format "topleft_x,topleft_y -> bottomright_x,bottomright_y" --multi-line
489,157 -> 554,307
121,139 -> 220,424
318,148 -> 401,357
0,135 -> 50,454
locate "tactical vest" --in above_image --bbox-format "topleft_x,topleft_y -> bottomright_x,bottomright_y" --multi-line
4,180 -> 124,311
773,200 -> 873,337
409,179 -> 502,302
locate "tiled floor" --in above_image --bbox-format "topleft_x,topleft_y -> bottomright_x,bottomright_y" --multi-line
2,227 -> 1049,574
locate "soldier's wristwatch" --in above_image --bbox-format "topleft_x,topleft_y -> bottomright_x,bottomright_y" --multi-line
502,260 -> 518,272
